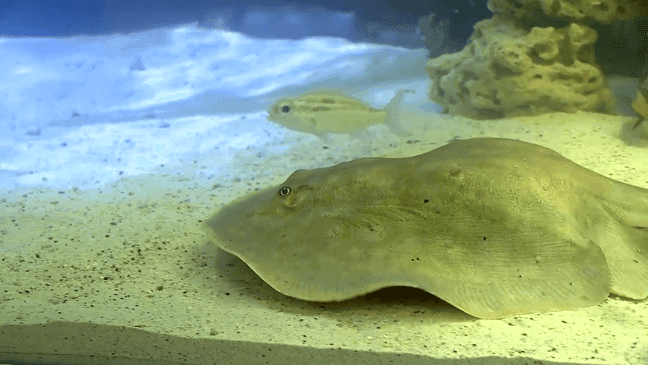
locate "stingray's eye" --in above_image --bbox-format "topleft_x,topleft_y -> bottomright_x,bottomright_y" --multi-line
278,187 -> 292,196
281,105 -> 291,113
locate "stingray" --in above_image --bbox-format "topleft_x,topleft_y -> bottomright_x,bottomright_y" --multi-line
204,138 -> 648,319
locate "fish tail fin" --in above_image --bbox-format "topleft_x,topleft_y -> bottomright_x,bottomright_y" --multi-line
632,89 -> 648,122
383,89 -> 415,137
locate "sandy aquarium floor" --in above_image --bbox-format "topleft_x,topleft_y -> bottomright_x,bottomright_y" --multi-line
2,111 -> 648,365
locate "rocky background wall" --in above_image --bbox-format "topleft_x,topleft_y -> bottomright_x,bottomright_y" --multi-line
420,0 -> 648,119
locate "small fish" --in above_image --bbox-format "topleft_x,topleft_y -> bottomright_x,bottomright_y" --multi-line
267,90 -> 413,137
205,138 -> 648,319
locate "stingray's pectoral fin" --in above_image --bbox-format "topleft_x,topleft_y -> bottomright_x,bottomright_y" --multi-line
592,221 -> 648,299
427,235 -> 612,319
584,198 -> 648,299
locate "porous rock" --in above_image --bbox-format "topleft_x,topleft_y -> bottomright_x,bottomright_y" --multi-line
425,15 -> 615,119
487,0 -> 648,24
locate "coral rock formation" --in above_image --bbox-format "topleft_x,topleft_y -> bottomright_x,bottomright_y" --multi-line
425,15 -> 614,119
488,0 -> 648,24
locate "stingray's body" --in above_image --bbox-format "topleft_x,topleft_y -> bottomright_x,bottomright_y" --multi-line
204,138 -> 648,319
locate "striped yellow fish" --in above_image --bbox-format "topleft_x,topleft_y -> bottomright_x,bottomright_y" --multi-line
267,90 -> 412,137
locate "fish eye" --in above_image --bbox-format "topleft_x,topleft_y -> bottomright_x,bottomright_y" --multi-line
281,105 -> 291,113
278,187 -> 291,196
